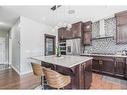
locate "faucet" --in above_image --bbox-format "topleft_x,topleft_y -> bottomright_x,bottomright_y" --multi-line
122,49 -> 127,55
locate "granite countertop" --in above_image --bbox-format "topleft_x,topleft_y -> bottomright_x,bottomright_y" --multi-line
80,53 -> 127,58
31,55 -> 93,68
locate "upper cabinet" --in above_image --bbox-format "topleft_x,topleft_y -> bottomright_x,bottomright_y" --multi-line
83,21 -> 92,45
71,22 -> 83,38
58,21 -> 92,46
58,27 -> 67,41
115,10 -> 127,44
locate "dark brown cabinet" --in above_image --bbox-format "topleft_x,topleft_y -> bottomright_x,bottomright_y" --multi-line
58,22 -> 83,41
116,10 -> 127,44
83,21 -> 92,45
92,57 -> 114,75
58,21 -> 92,45
58,27 -> 67,41
125,58 -> 127,78
115,58 -> 126,77
71,22 -> 83,38
83,60 -> 92,89
65,29 -> 73,39
90,55 -> 127,78
92,58 -> 100,72
83,32 -> 92,45
101,57 -> 115,75
42,59 -> 92,89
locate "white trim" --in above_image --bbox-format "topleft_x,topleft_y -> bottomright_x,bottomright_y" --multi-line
20,70 -> 32,76
10,64 -> 20,75
11,64 -> 33,76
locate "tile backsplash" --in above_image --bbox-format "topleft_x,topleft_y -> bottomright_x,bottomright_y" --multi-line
84,17 -> 127,54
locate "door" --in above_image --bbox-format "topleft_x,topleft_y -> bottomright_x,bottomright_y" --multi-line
45,34 -> 56,56
83,32 -> 92,45
116,11 -> 127,44
101,57 -> 115,75
72,22 -> 82,38
125,58 -> 127,78
115,58 -> 125,77
83,60 -> 92,89
0,31 -> 9,70
92,57 -> 100,72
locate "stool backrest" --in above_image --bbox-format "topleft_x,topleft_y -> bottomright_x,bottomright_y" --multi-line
43,68 -> 70,88
31,63 -> 44,76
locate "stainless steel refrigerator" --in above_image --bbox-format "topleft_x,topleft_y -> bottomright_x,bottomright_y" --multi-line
66,38 -> 81,55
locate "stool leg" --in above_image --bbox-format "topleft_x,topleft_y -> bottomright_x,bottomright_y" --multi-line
41,76 -> 45,89
41,76 -> 43,86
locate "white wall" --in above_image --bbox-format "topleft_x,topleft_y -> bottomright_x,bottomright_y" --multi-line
19,16 -> 57,75
9,16 -> 57,75
9,19 -> 20,74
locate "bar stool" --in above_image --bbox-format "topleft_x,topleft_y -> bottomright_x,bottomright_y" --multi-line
43,67 -> 71,89
31,62 -> 45,89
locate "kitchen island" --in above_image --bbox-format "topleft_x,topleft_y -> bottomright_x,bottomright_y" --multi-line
31,55 -> 93,89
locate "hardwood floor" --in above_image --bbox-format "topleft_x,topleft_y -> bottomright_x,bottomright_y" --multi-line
0,68 -> 40,89
90,73 -> 127,89
0,68 -> 126,89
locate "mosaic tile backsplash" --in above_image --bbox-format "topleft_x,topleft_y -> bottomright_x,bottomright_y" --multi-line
84,17 -> 127,54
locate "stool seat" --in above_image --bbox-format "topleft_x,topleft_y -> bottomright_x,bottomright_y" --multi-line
43,68 -> 71,89
31,63 -> 45,89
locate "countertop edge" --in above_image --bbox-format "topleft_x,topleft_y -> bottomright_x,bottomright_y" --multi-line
80,54 -> 127,58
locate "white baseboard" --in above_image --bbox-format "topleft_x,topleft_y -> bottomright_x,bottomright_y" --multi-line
11,65 -> 33,76
11,64 -> 20,75
20,70 -> 33,76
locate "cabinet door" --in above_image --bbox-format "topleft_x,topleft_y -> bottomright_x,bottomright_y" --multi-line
83,21 -> 92,45
125,58 -> 127,78
101,57 -> 115,75
116,25 -> 127,44
92,59 -> 100,72
72,22 -> 82,38
116,11 -> 127,44
83,32 -> 92,45
83,60 -> 92,89
116,11 -> 127,25
83,21 -> 92,32
115,58 -> 125,77
58,27 -> 66,41
65,30 -> 72,39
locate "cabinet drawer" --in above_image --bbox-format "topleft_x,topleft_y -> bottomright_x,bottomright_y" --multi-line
115,58 -> 126,62
101,57 -> 114,61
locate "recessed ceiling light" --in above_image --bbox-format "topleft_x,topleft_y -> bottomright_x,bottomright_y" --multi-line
68,9 -> 75,14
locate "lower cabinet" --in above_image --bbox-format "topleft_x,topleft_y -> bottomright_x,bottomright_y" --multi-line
101,57 -> 115,75
92,57 -> 115,75
125,58 -> 127,78
115,58 -> 126,77
83,60 -> 92,89
92,59 -> 100,72
92,56 -> 126,78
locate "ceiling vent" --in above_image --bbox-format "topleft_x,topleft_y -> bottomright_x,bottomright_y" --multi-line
68,9 -> 75,14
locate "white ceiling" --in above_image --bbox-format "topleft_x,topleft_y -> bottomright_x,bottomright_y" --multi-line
1,6 -> 127,30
